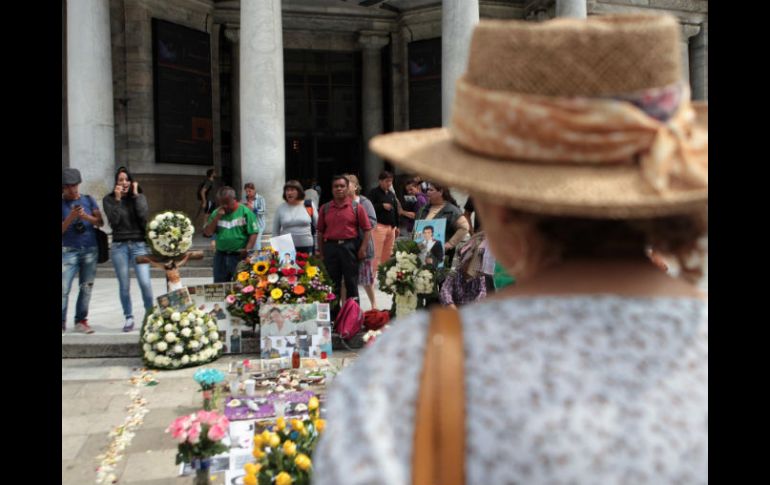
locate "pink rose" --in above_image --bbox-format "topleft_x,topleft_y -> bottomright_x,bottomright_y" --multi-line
187,422 -> 202,444
225,294 -> 236,304
207,424 -> 227,441
326,293 -> 336,301
241,285 -> 255,294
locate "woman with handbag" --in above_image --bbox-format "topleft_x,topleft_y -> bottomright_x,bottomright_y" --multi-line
103,167 -> 154,332
313,15 -> 708,484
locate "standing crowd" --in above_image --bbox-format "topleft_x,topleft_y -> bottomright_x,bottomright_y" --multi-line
63,165 -> 494,334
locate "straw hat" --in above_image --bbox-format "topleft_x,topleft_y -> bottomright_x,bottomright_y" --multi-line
370,15 -> 708,218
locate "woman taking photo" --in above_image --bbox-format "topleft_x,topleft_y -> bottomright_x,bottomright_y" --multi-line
272,180 -> 317,254
102,167 -> 153,332
415,181 -> 470,267
314,15 -> 707,484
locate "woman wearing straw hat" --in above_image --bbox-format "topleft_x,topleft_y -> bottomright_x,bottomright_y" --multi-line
314,14 -> 707,485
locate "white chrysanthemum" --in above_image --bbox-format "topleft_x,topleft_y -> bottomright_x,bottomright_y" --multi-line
171,312 -> 181,322
149,221 -> 159,230
164,323 -> 174,332
194,326 -> 204,336
209,332 -> 219,341
164,332 -> 177,343
153,355 -> 165,366
180,355 -> 190,365
200,336 -> 209,345
181,327 -> 192,338
179,318 -> 190,327
145,333 -> 158,343
213,342 -> 223,351
145,351 -> 157,361
207,322 -> 218,331
155,341 -> 168,352
173,344 -> 184,354
189,340 -> 200,349
190,354 -> 199,362
171,360 -> 180,368
268,273 -> 279,283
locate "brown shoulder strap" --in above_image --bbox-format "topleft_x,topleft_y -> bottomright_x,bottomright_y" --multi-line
412,307 -> 466,485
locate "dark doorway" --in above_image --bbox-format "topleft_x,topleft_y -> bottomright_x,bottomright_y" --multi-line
284,50 -> 362,204
408,37 -> 442,129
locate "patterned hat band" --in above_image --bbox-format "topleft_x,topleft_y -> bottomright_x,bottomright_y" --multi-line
450,78 -> 708,193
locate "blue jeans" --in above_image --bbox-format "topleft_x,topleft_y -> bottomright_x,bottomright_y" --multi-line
111,241 -> 154,319
214,251 -> 243,283
62,246 -> 98,324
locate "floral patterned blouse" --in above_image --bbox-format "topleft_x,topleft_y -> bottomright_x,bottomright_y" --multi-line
313,295 -> 708,484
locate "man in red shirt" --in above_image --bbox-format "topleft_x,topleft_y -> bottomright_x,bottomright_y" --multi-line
317,175 -> 373,305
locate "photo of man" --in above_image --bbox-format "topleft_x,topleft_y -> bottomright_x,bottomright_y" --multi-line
418,225 -> 443,269
230,328 -> 241,353
261,337 -> 280,359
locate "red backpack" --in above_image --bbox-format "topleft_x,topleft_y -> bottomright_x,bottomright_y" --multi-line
335,297 -> 364,340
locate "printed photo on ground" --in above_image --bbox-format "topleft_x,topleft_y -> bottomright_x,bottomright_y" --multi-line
157,287 -> 193,311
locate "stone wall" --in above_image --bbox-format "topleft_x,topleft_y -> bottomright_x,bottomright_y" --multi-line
110,0 -> 216,218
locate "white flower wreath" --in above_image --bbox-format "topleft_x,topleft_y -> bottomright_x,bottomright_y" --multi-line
140,307 -> 222,370
146,211 -> 194,257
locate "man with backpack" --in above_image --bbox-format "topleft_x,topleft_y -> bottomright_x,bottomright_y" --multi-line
317,175 -> 373,309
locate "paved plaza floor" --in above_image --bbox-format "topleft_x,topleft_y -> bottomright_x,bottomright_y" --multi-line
62,353 -> 359,485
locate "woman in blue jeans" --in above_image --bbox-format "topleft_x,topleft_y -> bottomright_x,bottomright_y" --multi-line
103,167 -> 154,332
62,168 -> 104,334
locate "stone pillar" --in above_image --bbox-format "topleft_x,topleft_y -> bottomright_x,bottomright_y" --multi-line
556,0 -> 586,18
240,0 -> 285,235
67,0 -> 115,198
442,0 -> 479,126
690,21 -> 707,101
358,31 -> 390,191
224,27 -> 241,191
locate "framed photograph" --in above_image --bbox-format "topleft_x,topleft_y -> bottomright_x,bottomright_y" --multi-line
413,219 -> 447,269
269,234 -> 297,269
260,304 -> 330,358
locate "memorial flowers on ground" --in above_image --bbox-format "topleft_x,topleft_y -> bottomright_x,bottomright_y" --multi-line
377,240 -> 435,317
242,396 -> 324,485
226,249 -> 336,327
140,306 -> 223,370
146,211 -> 194,257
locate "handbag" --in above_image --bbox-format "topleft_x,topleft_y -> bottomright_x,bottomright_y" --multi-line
95,228 -> 109,264
412,307 -> 466,485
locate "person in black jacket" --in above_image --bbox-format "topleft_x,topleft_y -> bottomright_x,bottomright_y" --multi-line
102,167 -> 153,332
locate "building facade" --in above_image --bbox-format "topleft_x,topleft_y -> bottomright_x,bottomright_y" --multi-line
62,0 -> 708,231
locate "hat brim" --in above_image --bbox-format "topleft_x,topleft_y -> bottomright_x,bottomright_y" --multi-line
370,128 -> 707,219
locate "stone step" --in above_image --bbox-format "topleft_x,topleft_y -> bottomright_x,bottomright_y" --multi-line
95,266 -> 213,278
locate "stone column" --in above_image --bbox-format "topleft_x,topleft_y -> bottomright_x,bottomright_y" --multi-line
240,0 -> 285,235
690,21 -> 707,101
67,0 -> 115,198
224,27 -> 241,191
680,24 -> 701,86
359,31 -> 390,191
556,0 -> 586,18
442,0 -> 479,126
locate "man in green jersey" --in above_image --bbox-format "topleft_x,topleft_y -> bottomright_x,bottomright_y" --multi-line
203,186 -> 258,282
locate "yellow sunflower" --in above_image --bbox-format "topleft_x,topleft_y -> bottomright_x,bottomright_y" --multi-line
253,261 -> 269,275
237,271 -> 250,282
306,265 -> 319,278
271,288 -> 283,300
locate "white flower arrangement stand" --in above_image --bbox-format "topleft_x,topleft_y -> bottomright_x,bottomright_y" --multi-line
135,250 -> 204,293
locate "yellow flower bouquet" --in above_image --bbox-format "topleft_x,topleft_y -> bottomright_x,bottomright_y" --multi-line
243,396 -> 324,485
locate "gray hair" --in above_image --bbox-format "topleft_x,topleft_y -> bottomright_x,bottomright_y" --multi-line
217,186 -> 236,200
